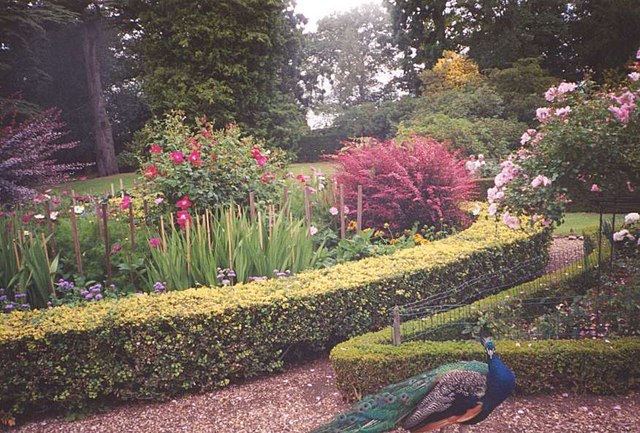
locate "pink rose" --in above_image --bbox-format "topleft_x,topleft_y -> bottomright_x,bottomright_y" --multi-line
170,151 -> 185,164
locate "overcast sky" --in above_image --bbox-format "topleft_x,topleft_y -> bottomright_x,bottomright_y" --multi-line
294,0 -> 382,32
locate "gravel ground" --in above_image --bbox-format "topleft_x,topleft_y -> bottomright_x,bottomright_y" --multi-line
17,236 -> 634,433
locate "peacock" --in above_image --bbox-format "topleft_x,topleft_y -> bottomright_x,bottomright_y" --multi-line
310,339 -> 515,433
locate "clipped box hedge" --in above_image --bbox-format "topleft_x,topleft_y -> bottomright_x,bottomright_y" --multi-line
330,233 -> 640,399
0,216 -> 550,420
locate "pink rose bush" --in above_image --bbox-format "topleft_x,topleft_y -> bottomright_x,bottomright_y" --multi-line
489,50 -> 640,227
139,111 -> 285,211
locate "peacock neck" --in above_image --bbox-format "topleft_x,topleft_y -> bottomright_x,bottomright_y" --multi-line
485,354 -> 516,409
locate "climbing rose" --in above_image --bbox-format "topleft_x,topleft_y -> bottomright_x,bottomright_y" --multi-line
176,210 -> 192,228
176,195 -> 192,210
144,165 -> 158,179
150,145 -> 162,154
170,151 -> 185,164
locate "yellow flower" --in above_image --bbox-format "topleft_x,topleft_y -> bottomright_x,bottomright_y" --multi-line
383,222 -> 390,229
347,220 -> 357,231
363,227 -> 372,233
374,230 -> 384,238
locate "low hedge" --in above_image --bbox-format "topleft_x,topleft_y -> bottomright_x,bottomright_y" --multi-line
0,215 -> 550,420
330,230 -> 640,399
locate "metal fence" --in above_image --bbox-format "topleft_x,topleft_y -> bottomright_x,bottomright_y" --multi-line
391,242 -> 595,344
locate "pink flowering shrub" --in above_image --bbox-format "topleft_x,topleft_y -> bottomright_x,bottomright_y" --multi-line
489,52 -> 640,227
333,136 -> 476,233
0,104 -> 87,204
139,111 -> 285,211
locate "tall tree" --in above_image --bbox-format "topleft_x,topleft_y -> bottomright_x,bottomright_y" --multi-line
125,0 -> 308,150
303,3 -> 399,109
384,0 -> 451,95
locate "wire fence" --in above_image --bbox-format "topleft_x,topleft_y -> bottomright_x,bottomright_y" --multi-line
391,241 -> 595,344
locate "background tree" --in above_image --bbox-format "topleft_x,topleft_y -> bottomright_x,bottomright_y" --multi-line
126,0 -> 308,150
384,0 -> 451,95
302,3 -> 399,109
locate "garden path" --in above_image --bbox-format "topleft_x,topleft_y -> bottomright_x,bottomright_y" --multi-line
17,236 -> 638,433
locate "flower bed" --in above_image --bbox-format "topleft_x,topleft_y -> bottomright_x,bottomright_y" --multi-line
0,215 -> 550,422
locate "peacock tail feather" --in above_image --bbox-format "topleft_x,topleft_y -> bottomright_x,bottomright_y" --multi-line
309,361 -> 488,433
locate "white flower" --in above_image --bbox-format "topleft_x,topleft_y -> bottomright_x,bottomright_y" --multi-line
34,214 -> 45,220
629,72 -> 640,82
488,203 -> 498,216
309,226 -> 318,236
472,206 -> 481,216
624,212 -> 639,226
329,207 -> 339,216
74,205 -> 85,215
613,229 -> 630,242
49,211 -> 59,221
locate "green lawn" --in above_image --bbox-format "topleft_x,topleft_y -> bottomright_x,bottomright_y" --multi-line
51,173 -> 140,196
52,162 -> 336,196
554,212 -> 611,235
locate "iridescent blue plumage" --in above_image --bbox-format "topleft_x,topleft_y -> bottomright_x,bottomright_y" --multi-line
310,340 -> 515,433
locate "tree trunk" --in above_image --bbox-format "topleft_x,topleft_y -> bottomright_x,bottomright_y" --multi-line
82,4 -> 118,176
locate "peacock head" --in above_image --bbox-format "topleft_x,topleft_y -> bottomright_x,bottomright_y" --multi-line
482,337 -> 496,359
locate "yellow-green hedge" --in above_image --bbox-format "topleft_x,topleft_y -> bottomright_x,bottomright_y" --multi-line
0,216 -> 550,420
330,231 -> 640,399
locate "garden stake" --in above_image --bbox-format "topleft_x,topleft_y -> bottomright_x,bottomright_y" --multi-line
129,204 -> 136,249
44,201 -> 57,255
339,184 -> 346,239
160,215 -> 167,252
282,186 -> 289,215
119,178 -> 124,194
110,183 -> 115,197
95,198 -> 104,238
258,211 -> 264,249
69,206 -> 83,276
71,190 -> 76,205
40,232 -> 55,296
226,208 -> 233,270
102,202 -> 112,286
357,185 -> 363,233
143,199 -> 149,224
205,209 -> 212,252
304,186 -> 312,236
186,219 -> 191,274
12,239 -> 20,269
249,191 -> 256,222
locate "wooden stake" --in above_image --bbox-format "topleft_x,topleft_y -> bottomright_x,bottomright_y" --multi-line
119,178 -> 124,194
41,233 -> 55,296
128,204 -> 136,249
186,219 -> 191,274
339,184 -> 346,239
69,206 -> 83,276
143,199 -> 149,224
258,211 -> 264,250
12,239 -> 20,269
304,186 -> 312,236
249,191 -> 256,222
160,215 -> 167,252
101,203 -> 112,286
71,190 -> 77,205
110,183 -> 115,197
357,185 -> 363,233
226,208 -> 233,270
282,186 -> 289,214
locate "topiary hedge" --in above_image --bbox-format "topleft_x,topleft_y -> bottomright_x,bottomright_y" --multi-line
0,215 -> 550,421
330,231 -> 640,399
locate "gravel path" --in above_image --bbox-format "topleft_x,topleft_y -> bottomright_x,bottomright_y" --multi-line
17,236 -> 635,433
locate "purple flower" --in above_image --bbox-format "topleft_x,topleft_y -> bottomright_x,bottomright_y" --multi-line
0,295 -> 7,302
14,293 -> 27,299
149,237 -> 161,249
153,281 -> 167,293
95,294 -> 103,301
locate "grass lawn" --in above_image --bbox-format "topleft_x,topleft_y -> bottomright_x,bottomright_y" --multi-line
555,212 -> 612,235
52,162 -> 336,196
51,173 -> 140,196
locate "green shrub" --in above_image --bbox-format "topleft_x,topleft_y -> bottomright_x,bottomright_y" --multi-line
0,215 -> 549,421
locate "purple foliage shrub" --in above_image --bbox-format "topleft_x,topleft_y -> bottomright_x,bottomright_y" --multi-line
0,105 -> 86,204
333,136 -> 476,233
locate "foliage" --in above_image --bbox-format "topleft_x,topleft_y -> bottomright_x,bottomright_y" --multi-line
126,0 -> 307,151
487,58 -> 559,125
302,3 -> 399,108
419,50 -> 482,92
331,97 -> 418,140
0,213 -> 549,421
333,137 -> 476,233
489,60 -> 640,227
146,206 -> 321,289
331,337 -> 640,401
412,84 -> 506,120
0,104 -> 87,204
139,111 -> 286,210
397,114 -> 527,159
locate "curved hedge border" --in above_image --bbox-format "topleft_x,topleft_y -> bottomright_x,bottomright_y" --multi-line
330,231 -> 640,399
0,215 -> 550,420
